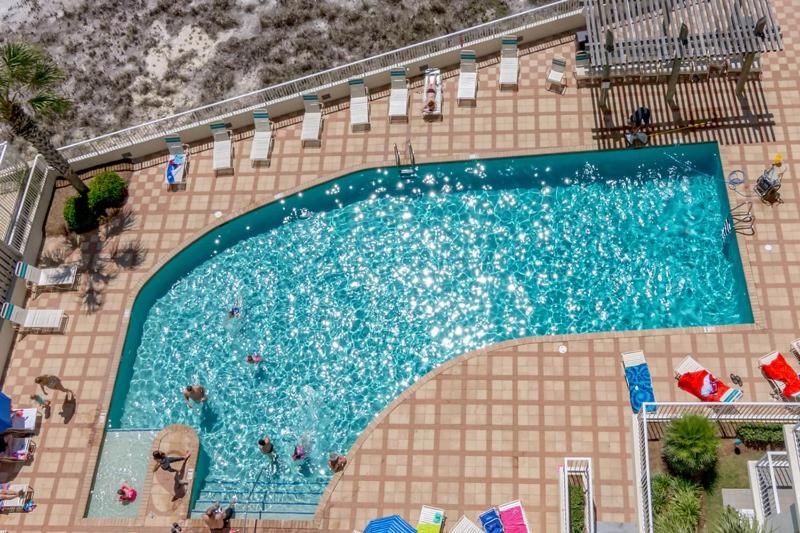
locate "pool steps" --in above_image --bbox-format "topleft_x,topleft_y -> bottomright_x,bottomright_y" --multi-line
191,478 -> 326,520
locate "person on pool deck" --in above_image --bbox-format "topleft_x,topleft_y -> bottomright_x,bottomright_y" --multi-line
0,488 -> 25,500
34,374 -> 71,396
183,384 -> 207,408
258,436 -> 274,454
328,452 -> 347,473
203,499 -> 236,529
246,354 -> 262,365
153,450 -> 191,473
117,483 -> 137,503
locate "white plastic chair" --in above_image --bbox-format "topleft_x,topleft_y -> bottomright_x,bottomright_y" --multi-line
249,110 -> 273,166
349,79 -> 370,131
301,94 -> 323,147
499,37 -> 518,88
211,123 -> 233,172
388,69 -> 409,122
457,50 -> 477,104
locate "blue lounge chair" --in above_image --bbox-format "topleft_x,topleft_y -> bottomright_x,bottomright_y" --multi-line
479,508 -> 504,533
622,351 -> 656,413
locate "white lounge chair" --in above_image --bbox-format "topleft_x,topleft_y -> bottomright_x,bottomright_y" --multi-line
211,123 -> 233,173
450,516 -> 482,533
0,436 -> 33,462
457,50 -> 477,105
759,351 -> 800,401
164,136 -> 189,190
575,51 -> 591,81
14,261 -> 77,297
674,355 -> 742,403
349,79 -> 370,131
546,56 -> 567,91
3,408 -> 38,436
422,69 -> 443,118
249,110 -> 273,166
388,69 -> 409,122
0,302 -> 66,333
499,37 -> 518,88
418,505 -> 445,532
498,500 -> 531,533
301,94 -> 323,147
0,484 -> 31,512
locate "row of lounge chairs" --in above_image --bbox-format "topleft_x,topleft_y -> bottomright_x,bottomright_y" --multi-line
623,341 -> 800,412
0,261 -> 79,334
161,37 -> 536,183
359,500 -> 530,533
0,394 -> 39,512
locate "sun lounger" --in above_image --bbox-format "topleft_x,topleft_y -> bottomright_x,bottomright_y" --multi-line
499,37 -> 518,89
0,436 -> 33,462
422,69 -> 443,118
0,483 -> 32,513
675,355 -> 742,403
249,110 -> 273,166
1,303 -> 66,333
417,505 -> 445,533
388,69 -> 409,122
546,56 -> 567,90
301,94 -> 323,147
498,500 -> 530,533
451,516 -> 482,533
759,351 -> 800,400
457,50 -> 477,104
211,123 -> 233,172
14,261 -> 77,296
575,51 -> 591,80
164,136 -> 188,189
479,508 -> 503,533
622,350 -> 656,413
349,79 -> 370,131
2,408 -> 38,436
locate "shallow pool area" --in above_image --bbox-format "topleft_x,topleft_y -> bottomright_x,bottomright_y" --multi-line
87,143 -> 752,518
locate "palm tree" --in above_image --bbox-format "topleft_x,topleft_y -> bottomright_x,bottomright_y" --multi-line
662,414 -> 720,482
0,42 -> 87,194
713,506 -> 773,533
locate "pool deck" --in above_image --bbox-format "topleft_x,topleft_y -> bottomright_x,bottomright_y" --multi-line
1,1 -> 799,530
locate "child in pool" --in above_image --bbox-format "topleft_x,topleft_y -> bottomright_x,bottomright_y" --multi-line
117,483 -> 137,503
292,444 -> 306,461
246,354 -> 262,364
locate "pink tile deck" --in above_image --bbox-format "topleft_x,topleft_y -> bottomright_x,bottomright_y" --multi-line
2,2 -> 800,530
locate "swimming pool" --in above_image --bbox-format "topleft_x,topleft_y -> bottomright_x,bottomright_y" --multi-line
87,143 -> 752,518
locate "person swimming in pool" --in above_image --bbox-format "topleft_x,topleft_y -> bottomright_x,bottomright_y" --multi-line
228,305 -> 241,318
183,384 -> 207,408
292,443 -> 307,461
246,354 -> 262,364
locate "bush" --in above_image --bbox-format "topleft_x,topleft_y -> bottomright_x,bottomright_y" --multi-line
736,423 -> 785,449
663,414 -> 720,482
568,484 -> 585,533
651,473 -> 702,533
713,505 -> 771,533
63,193 -> 97,233
87,171 -> 127,214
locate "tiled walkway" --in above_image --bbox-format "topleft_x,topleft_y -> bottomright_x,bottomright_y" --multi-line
1,1 -> 799,530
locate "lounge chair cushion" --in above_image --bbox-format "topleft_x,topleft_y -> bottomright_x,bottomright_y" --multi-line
678,369 -> 732,402
624,363 -> 656,413
762,353 -> 800,397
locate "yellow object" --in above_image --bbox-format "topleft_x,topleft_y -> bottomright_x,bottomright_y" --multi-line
774,153 -> 783,165
416,524 -> 440,533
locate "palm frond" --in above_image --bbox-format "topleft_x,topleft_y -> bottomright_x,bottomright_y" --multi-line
27,91 -> 71,116
28,56 -> 65,90
0,42 -> 37,87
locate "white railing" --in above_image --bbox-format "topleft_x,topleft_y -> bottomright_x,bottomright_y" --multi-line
754,452 -> 791,517
559,457 -> 595,533
635,402 -> 800,533
6,155 -> 49,255
57,0 -> 582,164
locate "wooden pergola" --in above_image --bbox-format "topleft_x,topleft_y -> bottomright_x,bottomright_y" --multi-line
582,0 -> 783,109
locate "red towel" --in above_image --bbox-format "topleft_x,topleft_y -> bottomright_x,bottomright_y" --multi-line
762,353 -> 800,398
678,369 -> 731,402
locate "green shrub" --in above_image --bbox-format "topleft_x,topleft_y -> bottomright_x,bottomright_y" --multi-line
651,473 -> 702,533
568,484 -> 585,533
663,414 -> 720,482
713,505 -> 772,533
87,171 -> 127,213
63,193 -> 97,233
735,423 -> 785,449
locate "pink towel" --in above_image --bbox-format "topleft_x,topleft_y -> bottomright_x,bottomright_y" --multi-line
499,505 -> 529,533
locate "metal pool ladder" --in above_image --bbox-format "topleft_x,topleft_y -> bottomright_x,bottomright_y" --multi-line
731,201 -> 755,236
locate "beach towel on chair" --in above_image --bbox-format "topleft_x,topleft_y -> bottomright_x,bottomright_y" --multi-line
678,369 -> 731,402
479,508 -> 503,533
498,505 -> 527,533
166,153 -> 185,185
763,353 -> 800,397
624,363 -> 656,413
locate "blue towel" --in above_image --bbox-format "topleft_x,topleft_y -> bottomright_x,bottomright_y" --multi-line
479,508 -> 504,533
624,363 -> 656,413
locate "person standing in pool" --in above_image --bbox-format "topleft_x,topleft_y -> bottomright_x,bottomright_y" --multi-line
183,384 -> 207,408
258,436 -> 274,454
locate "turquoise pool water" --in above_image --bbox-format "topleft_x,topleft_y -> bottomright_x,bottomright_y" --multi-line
89,143 -> 752,517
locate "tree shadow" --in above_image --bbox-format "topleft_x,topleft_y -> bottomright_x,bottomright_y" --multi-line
44,207 -> 145,314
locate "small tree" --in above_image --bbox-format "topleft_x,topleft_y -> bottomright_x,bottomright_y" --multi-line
713,505 -> 773,533
0,42 -> 88,194
663,414 -> 720,482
